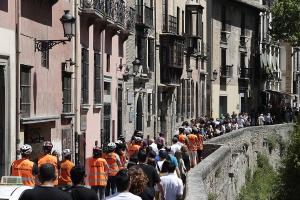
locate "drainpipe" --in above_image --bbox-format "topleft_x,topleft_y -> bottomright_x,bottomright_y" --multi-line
154,0 -> 157,139
15,0 -> 21,160
74,0 -> 80,165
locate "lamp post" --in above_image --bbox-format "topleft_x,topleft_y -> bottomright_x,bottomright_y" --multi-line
35,10 -> 75,51
187,68 -> 193,79
132,58 -> 142,75
210,69 -> 218,118
212,69 -> 218,81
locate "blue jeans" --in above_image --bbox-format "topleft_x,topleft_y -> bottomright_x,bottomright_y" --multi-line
105,176 -> 117,196
91,186 -> 106,200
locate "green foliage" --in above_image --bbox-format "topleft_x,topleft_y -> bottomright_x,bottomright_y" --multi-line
272,123 -> 300,200
245,168 -> 251,181
237,154 -> 277,200
208,193 -> 217,200
270,0 -> 300,46
266,135 -> 277,153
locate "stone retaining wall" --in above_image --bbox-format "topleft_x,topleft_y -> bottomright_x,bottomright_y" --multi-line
185,124 -> 293,200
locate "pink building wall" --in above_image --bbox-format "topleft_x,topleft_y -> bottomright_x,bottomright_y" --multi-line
80,20 -> 102,159
19,1 -> 73,159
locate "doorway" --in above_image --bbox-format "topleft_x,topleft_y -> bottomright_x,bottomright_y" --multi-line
136,95 -> 143,131
0,66 -> 5,176
219,96 -> 227,117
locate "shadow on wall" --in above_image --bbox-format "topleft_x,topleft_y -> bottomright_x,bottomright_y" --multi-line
0,0 -> 8,12
21,0 -> 52,26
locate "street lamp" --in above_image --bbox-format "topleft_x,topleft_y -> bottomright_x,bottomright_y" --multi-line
60,10 -> 76,40
212,69 -> 218,81
35,10 -> 75,52
187,68 -> 193,79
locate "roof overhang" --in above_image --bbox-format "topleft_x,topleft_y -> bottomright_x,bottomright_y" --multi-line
232,0 -> 268,11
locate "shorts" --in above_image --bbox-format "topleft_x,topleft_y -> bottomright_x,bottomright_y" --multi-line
189,151 -> 197,164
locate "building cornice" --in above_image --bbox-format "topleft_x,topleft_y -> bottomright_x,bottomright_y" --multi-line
232,0 -> 267,11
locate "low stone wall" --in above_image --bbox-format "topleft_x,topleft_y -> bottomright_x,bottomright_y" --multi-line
185,124 -> 293,200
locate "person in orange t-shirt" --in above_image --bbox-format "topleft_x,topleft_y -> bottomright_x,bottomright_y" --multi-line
187,128 -> 199,168
11,144 -> 37,186
128,136 -> 142,158
38,141 -> 59,185
58,149 -> 75,186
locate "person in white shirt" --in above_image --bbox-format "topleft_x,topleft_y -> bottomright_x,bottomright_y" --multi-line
106,169 -> 142,200
258,114 -> 265,126
149,139 -> 159,155
170,137 -> 181,155
160,160 -> 183,200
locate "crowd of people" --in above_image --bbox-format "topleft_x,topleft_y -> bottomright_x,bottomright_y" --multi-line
11,111 -> 289,200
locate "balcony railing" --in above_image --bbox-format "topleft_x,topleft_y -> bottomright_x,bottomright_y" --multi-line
161,70 -> 181,85
136,5 -> 153,28
239,67 -> 252,79
163,15 -> 177,34
220,65 -> 233,78
80,0 -> 135,31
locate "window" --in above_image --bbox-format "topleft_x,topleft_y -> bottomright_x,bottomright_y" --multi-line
221,5 -> 226,31
147,93 -> 151,114
241,12 -> 245,36
106,54 -> 110,72
103,103 -> 111,144
94,52 -> 101,104
148,38 -> 154,71
177,7 -> 180,34
62,73 -> 72,113
221,48 -> 226,67
162,0 -> 168,31
187,80 -> 191,118
240,52 -> 246,68
81,48 -> 89,104
182,80 -> 186,117
220,77 -> 226,91
20,65 -> 31,117
104,82 -> 111,95
182,11 -> 184,35
174,41 -> 184,67
41,42 -> 49,68
191,81 -> 194,117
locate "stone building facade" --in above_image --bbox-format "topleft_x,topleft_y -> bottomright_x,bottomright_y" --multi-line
155,0 -> 208,141
123,0 -> 156,141
258,0 -> 294,116
207,0 -> 264,119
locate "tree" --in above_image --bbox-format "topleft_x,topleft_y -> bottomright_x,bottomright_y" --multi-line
272,123 -> 300,200
270,0 -> 300,46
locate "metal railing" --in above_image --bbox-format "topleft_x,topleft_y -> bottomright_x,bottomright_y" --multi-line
80,0 -> 135,31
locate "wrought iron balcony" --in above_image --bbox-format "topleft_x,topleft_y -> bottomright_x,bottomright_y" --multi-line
136,5 -> 153,28
80,0 -> 106,17
220,65 -> 233,78
161,69 -> 182,86
80,0 -> 135,32
163,15 -> 178,34
239,67 -> 252,79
